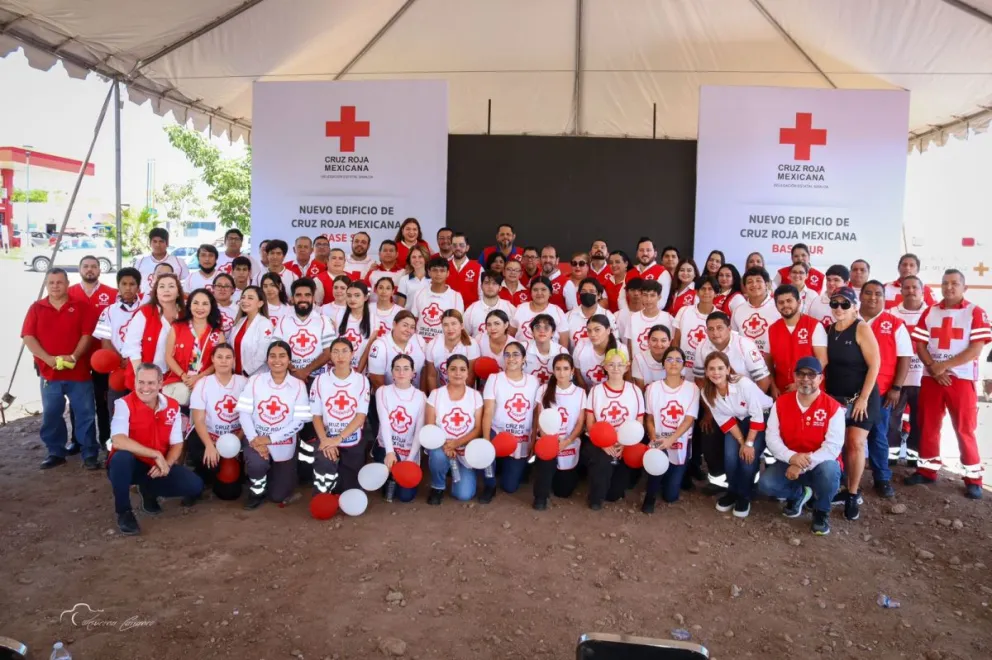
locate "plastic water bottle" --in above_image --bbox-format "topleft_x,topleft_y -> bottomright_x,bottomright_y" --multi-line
385,478 -> 396,502
449,458 -> 461,483
877,594 -> 900,609
484,463 -> 495,479
51,642 -> 72,660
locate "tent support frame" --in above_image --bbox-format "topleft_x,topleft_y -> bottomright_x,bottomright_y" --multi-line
335,0 -> 419,80
571,0 -> 584,135
939,0 -> 992,27
748,0 -> 836,89
114,78 -> 123,269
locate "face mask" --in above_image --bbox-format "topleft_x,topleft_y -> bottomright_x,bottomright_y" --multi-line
579,292 -> 598,308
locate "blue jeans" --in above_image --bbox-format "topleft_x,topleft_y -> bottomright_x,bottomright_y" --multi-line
759,460 -> 841,513
428,448 -> 495,501
371,445 -> 417,503
40,377 -> 97,459
107,450 -> 203,514
723,417 -> 766,500
645,461 -> 689,503
498,457 -> 528,493
866,401 -> 892,482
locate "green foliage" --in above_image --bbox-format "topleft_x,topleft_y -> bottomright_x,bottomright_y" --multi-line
155,179 -> 207,228
115,207 -> 157,257
164,124 -> 251,234
11,189 -> 48,202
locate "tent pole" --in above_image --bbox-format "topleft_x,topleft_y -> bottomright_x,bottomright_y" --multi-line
487,99 -> 492,135
1,83 -> 114,419
571,0 -> 584,135
939,0 -> 992,27
114,78 -> 123,269
748,0 -> 836,89
335,0 -> 419,80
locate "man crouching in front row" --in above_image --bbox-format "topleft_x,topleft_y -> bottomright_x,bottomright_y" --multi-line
108,362 -> 203,535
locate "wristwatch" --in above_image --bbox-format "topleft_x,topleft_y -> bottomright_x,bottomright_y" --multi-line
891,385 -> 902,392
745,441 -> 755,448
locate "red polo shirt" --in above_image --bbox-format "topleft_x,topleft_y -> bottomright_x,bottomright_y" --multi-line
21,297 -> 97,381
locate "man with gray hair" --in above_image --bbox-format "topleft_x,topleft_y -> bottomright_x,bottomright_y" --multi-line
107,362 -> 203,535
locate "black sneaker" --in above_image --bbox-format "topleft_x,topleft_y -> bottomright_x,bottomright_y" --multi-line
244,493 -> 265,510
689,464 -> 709,482
589,501 -> 603,511
117,510 -> 140,536
844,492 -> 860,521
478,484 -> 496,504
181,495 -> 198,507
831,489 -> 863,507
140,494 -> 163,516
533,497 -> 548,511
426,488 -> 444,506
874,480 -> 895,498
784,486 -> 813,518
733,499 -> 751,518
811,510 -> 831,536
715,493 -> 737,512
83,456 -> 101,470
965,484 -> 983,500
904,472 -> 937,486
40,456 -> 67,470
641,496 -> 657,514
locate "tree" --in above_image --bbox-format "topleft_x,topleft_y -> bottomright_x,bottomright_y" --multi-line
164,125 -> 251,234
11,189 -> 48,202
114,206 -> 157,257
155,179 -> 207,232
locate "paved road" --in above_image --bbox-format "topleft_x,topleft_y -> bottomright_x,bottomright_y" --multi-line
0,258 -> 989,477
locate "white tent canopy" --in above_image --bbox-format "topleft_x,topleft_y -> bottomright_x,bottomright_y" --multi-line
1,0 -> 991,150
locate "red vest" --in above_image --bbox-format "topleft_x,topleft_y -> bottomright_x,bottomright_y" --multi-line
125,306 -> 164,390
778,265 -> 825,293
448,259 -> 482,307
108,392 -> 181,466
868,312 -> 906,394
773,390 -> 842,454
767,315 -> 821,391
164,322 -> 224,384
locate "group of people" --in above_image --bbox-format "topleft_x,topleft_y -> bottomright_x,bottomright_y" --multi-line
20,219 -> 990,537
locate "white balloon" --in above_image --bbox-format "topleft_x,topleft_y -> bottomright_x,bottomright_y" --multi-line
357,462 -> 389,491
643,448 -> 671,476
538,409 -> 562,436
418,424 -> 446,450
215,433 -> 241,459
617,420 -> 645,446
339,489 -> 369,516
464,438 -> 496,470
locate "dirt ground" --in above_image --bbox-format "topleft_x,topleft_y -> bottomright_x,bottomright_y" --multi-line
2,415 -> 992,660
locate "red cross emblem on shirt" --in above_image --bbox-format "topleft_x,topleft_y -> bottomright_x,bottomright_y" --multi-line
326,389 -> 357,421
289,329 -> 318,357
552,281 -> 562,294
812,408 -> 828,424
797,328 -> 809,343
534,368 -> 552,385
325,106 -> 370,152
504,393 -> 531,423
164,407 -> 178,426
258,396 -> 289,425
465,269 -> 476,282
422,303 -> 443,327
931,316 -> 964,350
807,273 -> 821,288
879,320 -> 893,333
743,313 -> 768,338
98,292 -> 110,304
344,328 -> 363,350
779,112 -> 827,161
221,311 -> 233,332
637,327 -> 652,351
215,395 -> 239,423
377,321 -> 389,338
557,406 -> 569,428
572,328 -> 589,345
586,365 -> 607,384
601,401 -> 629,426
441,407 -> 471,436
688,326 -> 707,349
389,406 -> 412,434
661,400 -> 684,430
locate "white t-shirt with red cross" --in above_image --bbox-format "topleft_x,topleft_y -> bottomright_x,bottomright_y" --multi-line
427,386 -> 484,467
536,383 -> 586,470
370,303 -> 405,340
623,310 -> 674,356
673,304 -> 714,375
185,269 -> 220,294
217,303 -> 238,336
585,382 -> 645,429
692,331 -> 771,384
94,299 -> 140,354
190,373 -> 249,437
236,372 -> 311,462
632,351 -> 669,386
464,298 -> 516,338
483,371 -> 541,459
375,384 -> 426,463
273,312 -> 336,371
912,299 -> 991,381
731,296 -> 782,354
336,313 -> 371,370
511,303 -> 567,342
892,303 -> 928,387
427,336 -> 482,386
412,286 -> 465,344
366,334 -> 427,387
309,370 -> 371,448
571,339 -> 609,387
645,379 -> 700,465
523,340 -> 569,387
564,306 -> 618,350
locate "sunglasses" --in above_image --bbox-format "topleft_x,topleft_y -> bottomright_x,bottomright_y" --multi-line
829,300 -> 852,310
570,260 -> 587,267
794,371 -> 819,380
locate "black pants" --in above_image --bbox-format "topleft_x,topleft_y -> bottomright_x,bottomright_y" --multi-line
69,370 -> 111,446
533,458 -> 580,500
695,416 -> 726,478
185,429 -> 218,487
312,438 -> 367,495
243,441 -> 298,503
582,439 -> 632,505
886,385 -> 920,453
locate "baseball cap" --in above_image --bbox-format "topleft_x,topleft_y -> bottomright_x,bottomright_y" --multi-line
830,286 -> 858,304
794,356 -> 823,374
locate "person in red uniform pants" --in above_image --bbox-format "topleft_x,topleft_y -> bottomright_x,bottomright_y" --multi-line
107,362 -> 203,535
447,232 -> 483,307
478,223 -> 523,266
905,269 -> 991,499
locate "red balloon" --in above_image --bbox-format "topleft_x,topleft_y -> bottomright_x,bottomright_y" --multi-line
309,493 -> 340,520
491,431 -> 517,458
217,457 -> 241,484
589,421 -> 618,448
91,348 -> 121,374
473,356 -> 501,379
622,444 -> 648,469
108,368 -> 127,392
534,435 -> 560,461
391,461 -> 423,489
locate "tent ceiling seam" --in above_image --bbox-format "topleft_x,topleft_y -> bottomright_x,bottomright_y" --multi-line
748,0 -> 837,89
938,0 -> 992,27
334,0 -> 419,80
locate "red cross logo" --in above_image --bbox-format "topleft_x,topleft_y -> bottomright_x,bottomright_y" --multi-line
326,389 -> 357,421
797,328 -> 809,342
552,282 -> 562,294
441,407 -> 471,436
325,106 -> 370,152
221,311 -> 234,333
812,408 -> 828,424
808,274 -> 821,288
688,326 -> 707,349
164,407 -> 178,426
637,327 -> 651,351
743,313 -> 768,339
519,292 -> 530,303
879,320 -> 892,333
215,395 -> 239,423
438,360 -> 449,384
504,393 -> 531,422
422,303 -> 443,327
586,365 -> 607,384
98,292 -> 110,304
344,328 -> 363,350
534,368 -> 552,385
780,112 -> 827,161
601,401 -> 629,426
931,316 -> 964,350
465,269 -> 476,282
557,406 -> 569,428
377,321 -> 389,338
258,396 -> 289,425
661,401 -> 684,430
289,329 -> 318,358
572,327 -> 589,345
389,406 -> 412,434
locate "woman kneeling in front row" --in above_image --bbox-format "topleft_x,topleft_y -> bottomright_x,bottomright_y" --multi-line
532,354 -> 586,510
426,354 -> 484,504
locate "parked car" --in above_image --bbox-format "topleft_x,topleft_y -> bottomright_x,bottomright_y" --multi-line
25,237 -> 118,273
48,230 -> 91,246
